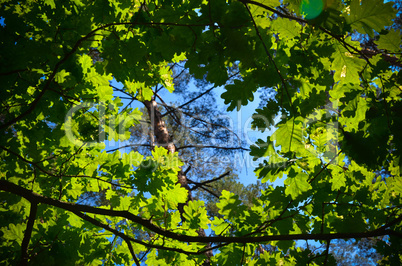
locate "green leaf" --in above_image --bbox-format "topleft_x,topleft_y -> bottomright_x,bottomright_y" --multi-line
78,54 -> 93,74
252,138 -> 288,183
222,79 -> 258,111
54,69 -> 70,84
216,190 -> 247,220
125,37 -> 147,68
251,100 -> 279,132
139,87 -> 153,101
272,17 -> 302,40
87,68 -> 111,86
254,0 -> 280,8
2,223 -> 24,243
118,196 -> 131,210
345,0 -> 396,37
340,92 -> 369,132
249,0 -> 276,29
163,184 -> 188,209
328,164 -> 346,190
391,176 -> 402,196
375,29 -> 402,52
284,166 -> 312,199
44,0 -> 56,9
211,217 -> 231,235
67,178 -> 84,199
67,213 -> 84,228
183,200 -> 209,230
159,66 -> 175,93
331,37 -> 366,84
331,214 -> 367,233
98,85 -> 113,101
271,117 -> 307,155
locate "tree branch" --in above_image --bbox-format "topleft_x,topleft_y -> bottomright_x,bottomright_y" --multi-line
71,209 -> 203,256
20,202 -> 38,266
323,240 -> 331,266
0,145 -> 55,176
126,239 -> 140,266
1,180 -> 399,246
374,215 -> 402,233
167,107 -> 242,143
176,145 -> 250,151
187,177 -> 221,198
107,144 -> 152,153
191,171 -> 231,188
240,0 -> 307,24
197,185 -> 220,199
163,71 -> 240,116
155,92 -> 182,126
111,84 -> 138,99
308,150 -> 342,184
360,48 -> 402,68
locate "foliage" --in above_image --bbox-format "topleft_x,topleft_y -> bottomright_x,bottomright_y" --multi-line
0,0 -> 401,265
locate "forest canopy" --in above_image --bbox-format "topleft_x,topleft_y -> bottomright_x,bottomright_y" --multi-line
0,0 -> 402,265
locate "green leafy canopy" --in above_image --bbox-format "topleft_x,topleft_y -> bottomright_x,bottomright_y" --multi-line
0,0 -> 401,265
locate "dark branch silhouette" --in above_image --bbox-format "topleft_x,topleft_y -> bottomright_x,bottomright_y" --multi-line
1,180 -> 400,246
20,202 -> 37,266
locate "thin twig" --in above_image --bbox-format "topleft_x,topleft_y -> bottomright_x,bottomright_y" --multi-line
240,243 -> 246,265
308,150 -> 342,184
163,71 -> 240,115
243,2 -> 296,115
323,240 -> 331,265
107,144 -> 151,153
